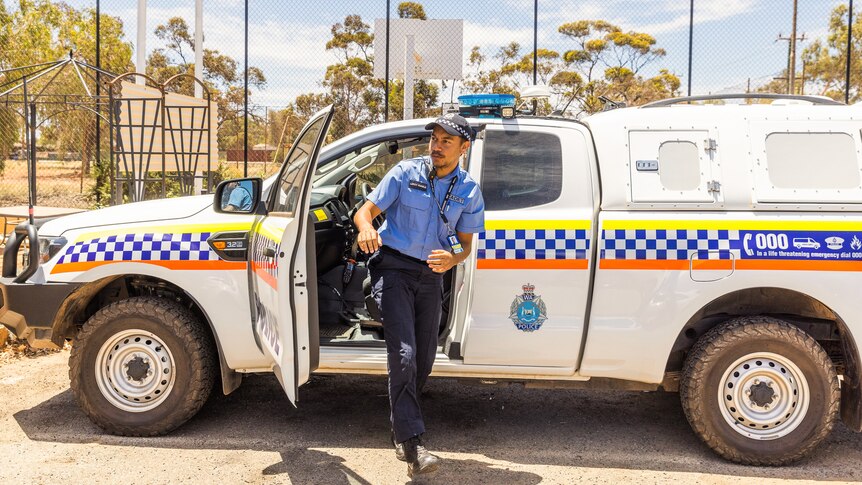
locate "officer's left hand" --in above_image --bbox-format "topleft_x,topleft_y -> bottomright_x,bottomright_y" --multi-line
427,250 -> 455,273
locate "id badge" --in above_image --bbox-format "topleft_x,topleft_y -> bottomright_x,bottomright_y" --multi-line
447,234 -> 464,254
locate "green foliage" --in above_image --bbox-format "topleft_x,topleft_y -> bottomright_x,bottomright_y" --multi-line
87,154 -> 112,208
284,2 -> 440,142
0,0 -> 133,200
799,5 -> 862,101
0,107 -> 16,175
146,16 -> 267,151
464,19 -> 680,115
398,2 -> 427,20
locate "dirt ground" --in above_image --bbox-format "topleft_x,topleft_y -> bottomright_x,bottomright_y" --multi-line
1,350 -> 861,484
0,159 -> 94,209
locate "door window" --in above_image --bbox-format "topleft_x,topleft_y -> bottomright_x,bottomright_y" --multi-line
765,132 -> 859,189
271,120 -> 328,215
481,130 -> 563,210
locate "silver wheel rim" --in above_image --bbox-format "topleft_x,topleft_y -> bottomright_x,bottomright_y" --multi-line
94,329 -> 176,412
717,351 -> 810,439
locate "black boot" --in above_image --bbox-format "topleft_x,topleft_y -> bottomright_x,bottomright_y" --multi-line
402,435 -> 440,478
392,430 -> 406,462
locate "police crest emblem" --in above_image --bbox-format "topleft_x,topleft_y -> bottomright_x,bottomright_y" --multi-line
509,283 -> 548,332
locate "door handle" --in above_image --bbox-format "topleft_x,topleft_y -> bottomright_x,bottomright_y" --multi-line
263,246 -> 277,258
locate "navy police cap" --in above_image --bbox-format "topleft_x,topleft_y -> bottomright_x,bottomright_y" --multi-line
425,113 -> 475,141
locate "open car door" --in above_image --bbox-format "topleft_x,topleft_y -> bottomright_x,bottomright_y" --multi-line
249,105 -> 334,404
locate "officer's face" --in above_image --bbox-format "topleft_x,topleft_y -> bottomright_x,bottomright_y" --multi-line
429,126 -> 469,170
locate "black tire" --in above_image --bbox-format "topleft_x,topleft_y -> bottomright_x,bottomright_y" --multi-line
69,297 -> 216,436
680,316 -> 839,465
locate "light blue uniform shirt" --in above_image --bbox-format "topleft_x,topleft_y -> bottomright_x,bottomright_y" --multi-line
227,186 -> 252,211
368,157 -> 485,261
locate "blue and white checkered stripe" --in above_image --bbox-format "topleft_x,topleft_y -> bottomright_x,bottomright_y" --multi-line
57,232 -> 218,264
478,229 -> 590,260
601,229 -> 739,260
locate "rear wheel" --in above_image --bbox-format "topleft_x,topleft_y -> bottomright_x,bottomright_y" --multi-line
69,297 -> 216,436
680,316 -> 839,465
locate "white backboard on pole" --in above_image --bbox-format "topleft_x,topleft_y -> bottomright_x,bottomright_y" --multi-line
373,19 -> 463,80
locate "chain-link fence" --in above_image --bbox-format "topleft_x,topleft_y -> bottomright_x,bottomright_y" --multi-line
0,0 -> 859,219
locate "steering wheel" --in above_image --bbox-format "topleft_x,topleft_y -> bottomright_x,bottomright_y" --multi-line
359,181 -> 373,201
355,181 -> 385,229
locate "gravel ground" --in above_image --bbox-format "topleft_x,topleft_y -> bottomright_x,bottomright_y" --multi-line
1,350 -> 861,484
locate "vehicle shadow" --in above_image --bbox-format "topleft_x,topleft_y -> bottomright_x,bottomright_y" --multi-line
13,373 -> 862,482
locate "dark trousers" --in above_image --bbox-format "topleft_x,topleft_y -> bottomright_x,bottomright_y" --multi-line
369,247 -> 443,444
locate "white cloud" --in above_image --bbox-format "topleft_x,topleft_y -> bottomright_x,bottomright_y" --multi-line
633,0 -> 760,35
462,21 -> 534,51
499,0 -> 760,35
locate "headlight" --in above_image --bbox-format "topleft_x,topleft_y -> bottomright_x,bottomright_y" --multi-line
38,236 -> 68,263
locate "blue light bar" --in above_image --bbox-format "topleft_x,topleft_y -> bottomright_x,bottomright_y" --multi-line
457,94 -> 516,118
458,94 -> 516,107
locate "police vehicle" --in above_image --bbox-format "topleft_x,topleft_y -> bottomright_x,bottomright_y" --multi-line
3,92 -> 862,465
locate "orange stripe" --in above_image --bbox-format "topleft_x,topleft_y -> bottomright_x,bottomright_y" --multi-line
252,265 -> 278,289
600,259 -> 862,272
690,259 -> 734,270
599,259 -> 690,270
477,259 -> 588,270
52,260 -> 246,274
736,260 -> 862,271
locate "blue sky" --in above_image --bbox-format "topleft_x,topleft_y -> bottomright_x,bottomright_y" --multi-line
4,0 -> 848,107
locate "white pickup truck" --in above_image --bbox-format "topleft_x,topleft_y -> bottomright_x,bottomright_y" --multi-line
3,94 -> 862,465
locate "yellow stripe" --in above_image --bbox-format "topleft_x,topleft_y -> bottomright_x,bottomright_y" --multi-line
254,219 -> 290,242
77,221 -> 253,241
484,219 -> 591,231
601,220 -> 862,231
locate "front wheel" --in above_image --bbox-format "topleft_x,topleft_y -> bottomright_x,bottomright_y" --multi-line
680,316 -> 839,465
69,297 -> 216,436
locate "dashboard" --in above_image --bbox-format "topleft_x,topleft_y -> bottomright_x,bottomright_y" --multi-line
309,184 -> 355,274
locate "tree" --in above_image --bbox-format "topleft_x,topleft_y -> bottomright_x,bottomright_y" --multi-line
385,3 -> 439,121
322,14 -> 378,137
0,0 -> 133,180
799,5 -> 862,102
285,2 -> 438,141
397,2 -> 426,20
146,17 -> 267,150
463,19 -> 679,115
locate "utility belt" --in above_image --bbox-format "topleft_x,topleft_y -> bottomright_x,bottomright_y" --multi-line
380,245 -> 426,266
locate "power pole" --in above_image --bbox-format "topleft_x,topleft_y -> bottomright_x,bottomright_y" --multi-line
789,0 -> 799,93
776,29 -> 806,93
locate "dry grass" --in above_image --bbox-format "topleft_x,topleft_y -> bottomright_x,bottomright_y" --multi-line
0,159 -> 94,209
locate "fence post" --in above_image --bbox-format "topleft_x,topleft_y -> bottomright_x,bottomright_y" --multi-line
28,102 -> 37,223
847,0 -> 854,104
243,0 -> 249,177
533,0 -> 538,85
687,0 -> 694,96
384,0 -> 390,122
95,0 -> 102,204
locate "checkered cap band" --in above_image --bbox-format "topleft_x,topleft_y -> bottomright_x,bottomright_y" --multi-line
478,229 -> 590,260
601,229 -> 740,260
57,232 -> 218,264
436,118 -> 471,139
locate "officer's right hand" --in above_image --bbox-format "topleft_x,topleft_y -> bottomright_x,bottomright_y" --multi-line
357,227 -> 383,253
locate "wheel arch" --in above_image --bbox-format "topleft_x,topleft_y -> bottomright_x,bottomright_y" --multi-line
664,286 -> 862,432
52,274 -> 242,396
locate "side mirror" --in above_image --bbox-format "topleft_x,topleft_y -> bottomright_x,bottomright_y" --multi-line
214,177 -> 263,214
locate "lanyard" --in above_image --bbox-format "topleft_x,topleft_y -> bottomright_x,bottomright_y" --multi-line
428,169 -> 458,231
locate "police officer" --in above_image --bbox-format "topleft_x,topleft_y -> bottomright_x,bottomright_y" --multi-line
353,113 -> 484,477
